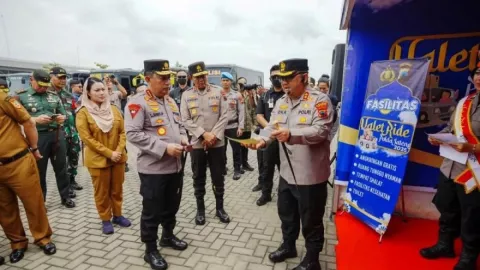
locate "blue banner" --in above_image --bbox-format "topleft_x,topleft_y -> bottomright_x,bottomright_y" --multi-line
335,0 -> 480,189
344,59 -> 430,234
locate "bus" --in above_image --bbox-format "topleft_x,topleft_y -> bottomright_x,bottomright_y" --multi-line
4,73 -> 32,94
205,64 -> 264,90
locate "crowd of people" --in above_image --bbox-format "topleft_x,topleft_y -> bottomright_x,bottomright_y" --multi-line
0,58 -> 339,270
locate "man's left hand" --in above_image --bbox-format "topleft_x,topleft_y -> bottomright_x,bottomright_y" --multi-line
237,128 -> 244,137
56,115 -> 66,124
272,128 -> 290,143
450,143 -> 475,153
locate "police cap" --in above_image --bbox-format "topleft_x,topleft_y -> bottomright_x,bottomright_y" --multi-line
32,69 -> 51,87
50,66 -> 67,77
0,78 -> 8,93
188,61 -> 208,77
278,58 -> 309,77
144,59 -> 173,76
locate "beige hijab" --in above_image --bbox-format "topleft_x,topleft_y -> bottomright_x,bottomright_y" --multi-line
79,77 -> 114,133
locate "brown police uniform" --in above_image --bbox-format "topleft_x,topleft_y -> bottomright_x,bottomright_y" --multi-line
76,106 -> 127,221
222,85 -> 245,177
0,86 -> 53,252
125,60 -> 189,269
181,61 -> 230,225
260,59 -> 334,269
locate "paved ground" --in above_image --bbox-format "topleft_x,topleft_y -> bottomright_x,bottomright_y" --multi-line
0,144 -> 337,270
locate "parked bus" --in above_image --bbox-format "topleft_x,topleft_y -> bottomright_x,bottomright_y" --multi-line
206,64 -> 264,90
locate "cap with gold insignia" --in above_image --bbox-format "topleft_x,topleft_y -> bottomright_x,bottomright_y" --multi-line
0,78 -> 9,93
278,58 -> 309,77
188,61 -> 208,77
32,69 -> 51,87
144,59 -> 173,76
49,66 -> 67,77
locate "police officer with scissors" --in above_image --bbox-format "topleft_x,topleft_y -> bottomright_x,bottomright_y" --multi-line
125,60 -> 190,270
181,61 -> 230,225
243,59 -> 334,270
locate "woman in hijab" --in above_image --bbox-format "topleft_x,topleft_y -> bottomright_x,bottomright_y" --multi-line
76,77 -> 131,234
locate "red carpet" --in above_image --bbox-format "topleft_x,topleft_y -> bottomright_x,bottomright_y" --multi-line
335,213 -> 480,270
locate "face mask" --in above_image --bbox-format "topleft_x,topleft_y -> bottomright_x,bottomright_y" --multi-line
272,79 -> 281,88
178,78 -> 187,85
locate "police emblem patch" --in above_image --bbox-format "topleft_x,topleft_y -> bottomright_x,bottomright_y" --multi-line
128,104 -> 141,119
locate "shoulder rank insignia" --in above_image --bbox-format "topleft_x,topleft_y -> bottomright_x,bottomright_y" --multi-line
15,89 -> 26,94
303,92 -> 310,101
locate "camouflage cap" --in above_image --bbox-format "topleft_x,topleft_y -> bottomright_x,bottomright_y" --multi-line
0,78 -> 8,93
49,66 -> 67,77
32,69 -> 51,87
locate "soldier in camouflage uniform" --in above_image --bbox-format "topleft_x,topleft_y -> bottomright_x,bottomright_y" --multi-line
238,77 -> 256,172
49,67 -> 83,193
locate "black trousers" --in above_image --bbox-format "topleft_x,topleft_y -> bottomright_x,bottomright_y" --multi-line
433,172 -> 480,252
257,149 -> 264,185
261,141 -> 280,196
239,131 -> 252,166
191,147 -> 225,199
37,131 -> 70,201
224,128 -> 242,172
278,177 -> 327,253
139,172 -> 183,251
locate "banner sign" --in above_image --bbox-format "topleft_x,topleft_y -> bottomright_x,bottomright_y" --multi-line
344,58 -> 430,234
335,0 -> 480,189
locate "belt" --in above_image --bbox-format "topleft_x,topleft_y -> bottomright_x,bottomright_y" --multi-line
228,120 -> 238,125
0,148 -> 30,166
38,128 -> 59,133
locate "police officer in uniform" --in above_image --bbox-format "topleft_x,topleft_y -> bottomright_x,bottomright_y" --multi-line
221,72 -> 245,180
0,79 -> 57,264
243,59 -> 333,270
181,61 -> 230,225
420,64 -> 480,270
169,70 -> 190,109
49,67 -> 83,194
254,64 -> 284,206
126,60 -> 189,270
14,70 -> 75,208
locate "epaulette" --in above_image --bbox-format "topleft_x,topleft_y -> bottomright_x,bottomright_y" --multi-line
15,89 -> 26,94
47,90 -> 58,95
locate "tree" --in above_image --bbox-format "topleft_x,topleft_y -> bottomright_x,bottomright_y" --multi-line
42,62 -> 61,71
94,62 -> 109,69
175,61 -> 186,68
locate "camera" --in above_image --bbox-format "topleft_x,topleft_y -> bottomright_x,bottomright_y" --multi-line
243,83 -> 259,90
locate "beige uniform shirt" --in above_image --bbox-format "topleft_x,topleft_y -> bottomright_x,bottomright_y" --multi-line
222,89 -> 245,130
439,94 -> 480,179
263,88 -> 334,185
181,84 -> 228,149
125,90 -> 187,175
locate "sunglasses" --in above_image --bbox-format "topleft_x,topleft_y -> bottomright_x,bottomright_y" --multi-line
280,73 -> 300,83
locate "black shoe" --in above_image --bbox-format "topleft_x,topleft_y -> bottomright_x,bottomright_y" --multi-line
159,235 -> 188,251
256,195 -> 272,206
195,198 -> 206,225
125,163 -> 130,172
269,245 -> 298,263
242,163 -> 254,171
71,180 -> 83,191
454,249 -> 478,270
0,256 -> 4,266
61,198 -> 76,208
252,184 -> 262,192
233,171 -> 241,180
144,251 -> 168,270
9,248 -> 26,263
292,258 -> 321,270
240,169 -> 245,174
39,242 -> 56,255
69,189 -> 76,199
216,209 -> 230,223
419,241 -> 455,259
